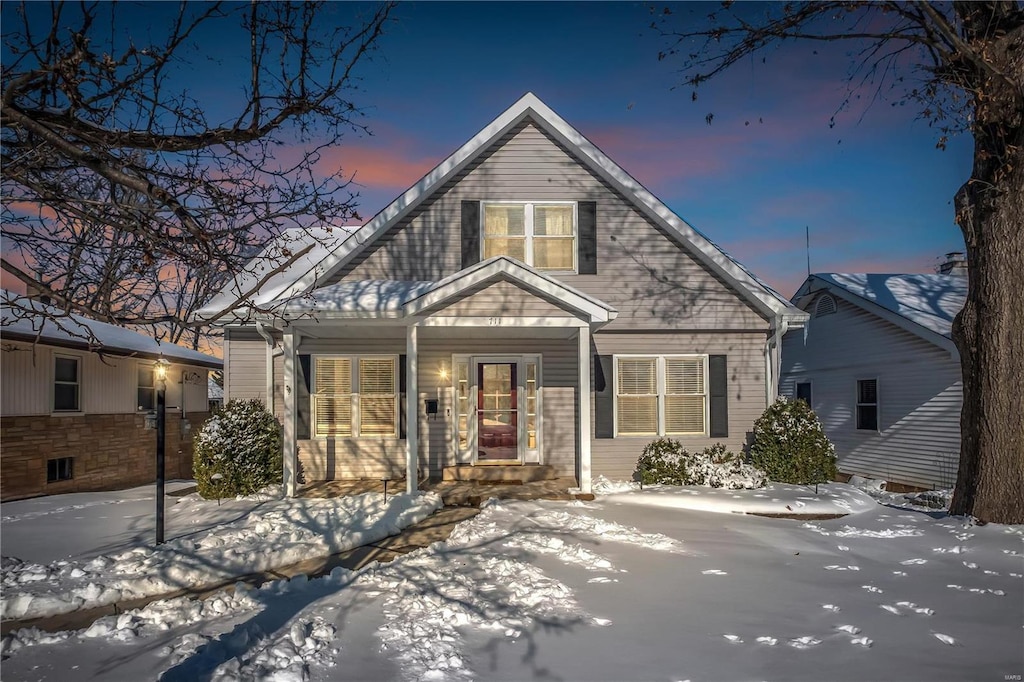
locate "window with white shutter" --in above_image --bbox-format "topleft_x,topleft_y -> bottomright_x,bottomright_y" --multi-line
615,355 -> 708,437
358,357 -> 397,436
616,358 -> 658,435
313,357 -> 352,437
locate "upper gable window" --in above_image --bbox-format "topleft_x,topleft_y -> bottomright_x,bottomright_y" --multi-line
482,202 -> 576,271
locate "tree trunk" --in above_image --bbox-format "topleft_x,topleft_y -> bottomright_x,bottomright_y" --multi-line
949,4 -> 1024,523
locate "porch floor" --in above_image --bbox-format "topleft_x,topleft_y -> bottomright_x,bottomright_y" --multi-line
299,476 -> 589,507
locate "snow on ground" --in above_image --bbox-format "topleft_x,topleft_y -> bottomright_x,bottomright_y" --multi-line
601,480 -> 877,516
3,485 -> 1022,682
1,486 -> 441,621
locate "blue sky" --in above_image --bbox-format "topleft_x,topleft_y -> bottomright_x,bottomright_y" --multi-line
4,1 -> 971,298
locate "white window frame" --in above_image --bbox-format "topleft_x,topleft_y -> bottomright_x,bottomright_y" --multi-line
855,377 -> 879,432
52,353 -> 83,414
311,354 -> 399,439
480,201 -> 578,272
613,354 -> 709,437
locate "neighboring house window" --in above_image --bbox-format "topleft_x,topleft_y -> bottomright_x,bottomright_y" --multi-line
796,381 -> 812,406
312,356 -> 397,438
814,294 -> 837,317
47,457 -> 73,482
53,355 -> 80,412
138,365 -> 156,411
482,202 -> 576,271
616,356 -> 708,436
856,379 -> 878,431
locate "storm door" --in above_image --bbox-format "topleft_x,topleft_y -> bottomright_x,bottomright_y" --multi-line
476,362 -> 519,462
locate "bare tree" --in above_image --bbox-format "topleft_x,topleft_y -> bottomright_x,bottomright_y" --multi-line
655,1 -> 1023,523
1,1 -> 392,343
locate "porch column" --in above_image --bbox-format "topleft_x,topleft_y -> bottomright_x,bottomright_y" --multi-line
282,327 -> 299,498
578,324 -> 592,494
405,324 -> 419,494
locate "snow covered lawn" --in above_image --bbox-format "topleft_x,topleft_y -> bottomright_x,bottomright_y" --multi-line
1,485 -> 442,621
2,489 -> 1021,681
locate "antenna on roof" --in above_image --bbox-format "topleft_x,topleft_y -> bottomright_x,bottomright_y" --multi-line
805,225 -> 811,276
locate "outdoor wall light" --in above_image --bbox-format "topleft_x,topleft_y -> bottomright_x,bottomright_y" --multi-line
438,364 -> 449,382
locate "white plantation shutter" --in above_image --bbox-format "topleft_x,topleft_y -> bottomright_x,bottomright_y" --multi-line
359,357 -> 396,436
314,358 -> 352,436
617,358 -> 658,435
665,358 -> 706,434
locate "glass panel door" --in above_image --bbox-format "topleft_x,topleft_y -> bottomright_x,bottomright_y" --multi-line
477,362 -> 518,461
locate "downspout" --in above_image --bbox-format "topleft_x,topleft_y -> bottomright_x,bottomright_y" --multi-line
764,318 -> 790,406
256,322 -> 283,414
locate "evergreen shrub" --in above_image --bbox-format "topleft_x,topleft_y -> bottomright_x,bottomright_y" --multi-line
193,399 -> 282,499
749,397 -> 837,485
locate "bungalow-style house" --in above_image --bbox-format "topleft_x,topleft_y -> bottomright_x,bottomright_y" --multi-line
196,93 -> 808,496
1,292 -> 222,500
780,271 -> 967,490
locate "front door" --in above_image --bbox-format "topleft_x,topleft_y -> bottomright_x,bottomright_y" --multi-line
477,362 -> 519,462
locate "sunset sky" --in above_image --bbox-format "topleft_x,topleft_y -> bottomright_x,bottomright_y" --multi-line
4,1 -> 972,299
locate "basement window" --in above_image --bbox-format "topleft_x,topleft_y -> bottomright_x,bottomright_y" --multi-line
47,457 -> 73,482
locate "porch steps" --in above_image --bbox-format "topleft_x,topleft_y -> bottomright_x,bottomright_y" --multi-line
441,464 -> 558,484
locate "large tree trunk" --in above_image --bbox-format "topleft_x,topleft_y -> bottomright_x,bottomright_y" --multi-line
948,2 -> 1024,523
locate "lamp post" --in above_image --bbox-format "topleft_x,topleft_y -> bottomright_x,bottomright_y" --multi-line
155,357 -> 169,545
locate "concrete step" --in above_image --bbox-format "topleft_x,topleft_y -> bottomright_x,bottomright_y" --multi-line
441,464 -> 558,483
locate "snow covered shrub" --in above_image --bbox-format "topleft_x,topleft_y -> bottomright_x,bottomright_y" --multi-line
748,397 -> 836,485
634,439 -> 767,489
193,399 -> 282,499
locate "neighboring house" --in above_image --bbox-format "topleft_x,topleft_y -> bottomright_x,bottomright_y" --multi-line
208,375 -> 224,412
780,273 -> 967,490
1,293 -> 222,500
196,93 -> 808,496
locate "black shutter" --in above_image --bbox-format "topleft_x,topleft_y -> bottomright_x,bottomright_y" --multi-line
578,201 -> 597,275
297,354 -> 312,440
595,354 -> 615,439
461,201 -> 481,269
709,355 -> 729,438
399,354 -> 407,439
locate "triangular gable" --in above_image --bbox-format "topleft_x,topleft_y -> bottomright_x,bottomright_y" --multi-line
270,93 -> 806,326
794,274 -> 960,356
403,257 -> 617,323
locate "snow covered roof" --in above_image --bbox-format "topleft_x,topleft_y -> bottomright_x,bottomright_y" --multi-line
283,280 -> 436,314
1,291 -> 223,369
796,273 -> 967,354
196,93 -> 806,327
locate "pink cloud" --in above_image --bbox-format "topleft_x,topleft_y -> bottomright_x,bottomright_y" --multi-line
314,144 -> 437,191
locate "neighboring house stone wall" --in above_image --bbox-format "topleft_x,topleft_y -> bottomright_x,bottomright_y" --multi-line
0,411 -> 210,501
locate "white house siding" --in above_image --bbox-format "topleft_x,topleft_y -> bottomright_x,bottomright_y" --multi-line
590,331 -> 769,480
224,328 -> 267,402
422,280 -> 576,318
326,120 -> 768,332
781,297 -> 961,489
1,340 -> 206,416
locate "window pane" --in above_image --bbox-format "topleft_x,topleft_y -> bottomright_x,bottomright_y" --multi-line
534,205 -> 574,236
617,396 -> 658,435
533,238 -> 575,270
857,405 -> 878,431
54,383 -> 79,411
359,358 -> 395,394
857,379 -> 877,404
483,237 -> 526,261
665,396 -> 705,434
484,205 -> 525,236
796,382 -> 812,405
665,359 -> 703,395
314,396 -> 352,436
360,396 -> 396,435
315,358 -> 351,394
55,357 -> 78,383
138,387 -> 156,411
138,367 -> 155,388
618,359 -> 657,395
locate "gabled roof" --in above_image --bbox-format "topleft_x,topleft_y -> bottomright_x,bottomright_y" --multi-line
1,291 -> 223,369
198,93 -> 806,326
794,273 -> 967,353
274,257 -> 617,324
